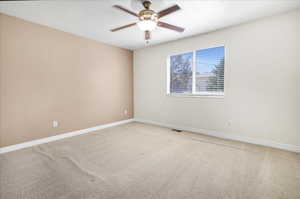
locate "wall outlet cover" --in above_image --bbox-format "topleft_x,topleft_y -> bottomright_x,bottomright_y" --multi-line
53,120 -> 59,128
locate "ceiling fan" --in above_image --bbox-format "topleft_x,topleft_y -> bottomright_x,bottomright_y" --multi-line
110,0 -> 184,43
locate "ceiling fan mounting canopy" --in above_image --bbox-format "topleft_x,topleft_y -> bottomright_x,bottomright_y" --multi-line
142,0 -> 152,10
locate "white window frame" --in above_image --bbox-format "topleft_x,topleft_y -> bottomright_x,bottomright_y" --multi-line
167,46 -> 225,98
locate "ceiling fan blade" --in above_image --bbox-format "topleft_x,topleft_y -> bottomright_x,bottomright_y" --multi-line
157,5 -> 180,18
110,23 -> 136,32
113,5 -> 138,17
157,21 -> 184,32
145,31 -> 151,40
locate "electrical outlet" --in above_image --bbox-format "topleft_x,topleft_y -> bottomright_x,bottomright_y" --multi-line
124,109 -> 128,115
53,120 -> 59,128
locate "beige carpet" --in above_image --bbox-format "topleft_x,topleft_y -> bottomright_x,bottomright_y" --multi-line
1,122 -> 300,199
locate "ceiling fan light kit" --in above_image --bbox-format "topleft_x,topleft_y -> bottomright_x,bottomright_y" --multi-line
111,0 -> 184,43
137,20 -> 157,31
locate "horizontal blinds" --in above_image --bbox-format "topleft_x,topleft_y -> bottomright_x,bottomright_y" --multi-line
195,47 -> 224,93
196,73 -> 224,92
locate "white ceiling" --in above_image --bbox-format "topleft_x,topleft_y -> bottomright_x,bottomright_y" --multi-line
1,0 -> 300,50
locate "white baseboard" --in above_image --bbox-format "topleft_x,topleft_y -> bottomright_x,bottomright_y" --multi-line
2,118 -> 299,154
0,119 -> 134,154
134,118 -> 300,153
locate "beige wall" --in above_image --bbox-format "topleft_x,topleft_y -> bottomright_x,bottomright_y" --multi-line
134,9 -> 300,147
0,13 -> 133,147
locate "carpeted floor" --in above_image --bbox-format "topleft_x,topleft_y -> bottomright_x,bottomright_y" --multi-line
1,122 -> 300,199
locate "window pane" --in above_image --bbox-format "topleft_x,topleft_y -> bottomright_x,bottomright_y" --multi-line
170,52 -> 193,94
196,46 -> 224,94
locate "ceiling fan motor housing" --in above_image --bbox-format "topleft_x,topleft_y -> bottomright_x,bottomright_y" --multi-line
138,9 -> 158,22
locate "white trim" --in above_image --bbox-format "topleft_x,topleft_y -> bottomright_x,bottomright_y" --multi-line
166,44 -> 226,59
166,56 -> 170,94
0,119 -> 134,154
192,50 -> 196,93
166,93 -> 224,98
134,118 -> 300,153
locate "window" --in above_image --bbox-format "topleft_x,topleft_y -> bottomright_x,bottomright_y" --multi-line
170,52 -> 193,94
168,46 -> 225,96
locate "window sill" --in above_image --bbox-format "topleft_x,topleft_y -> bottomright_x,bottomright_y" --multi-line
166,93 -> 225,99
